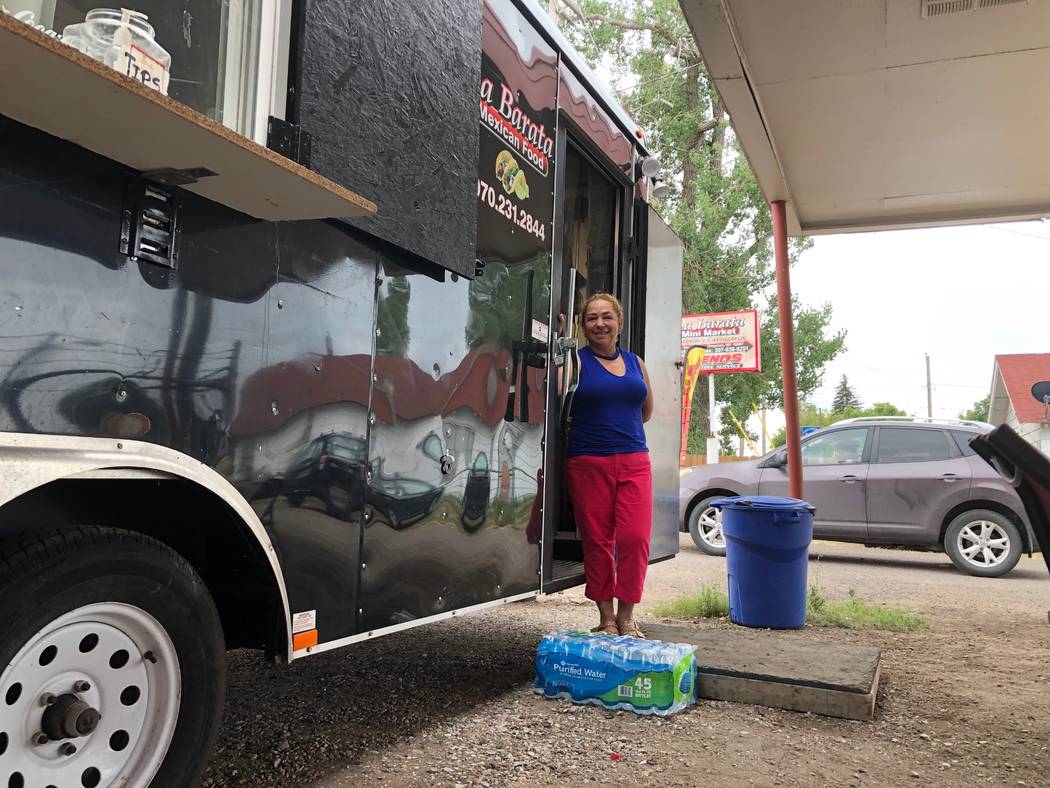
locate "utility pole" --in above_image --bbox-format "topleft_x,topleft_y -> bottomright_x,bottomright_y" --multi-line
925,353 -> 933,418
706,374 -> 719,464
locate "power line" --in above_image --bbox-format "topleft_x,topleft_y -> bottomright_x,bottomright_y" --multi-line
979,223 -> 1050,242
612,60 -> 701,94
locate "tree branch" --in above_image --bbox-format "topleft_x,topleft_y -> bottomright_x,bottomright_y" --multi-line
558,0 -> 695,53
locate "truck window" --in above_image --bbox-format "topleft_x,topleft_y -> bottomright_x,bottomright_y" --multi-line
562,140 -> 619,331
18,0 -> 267,137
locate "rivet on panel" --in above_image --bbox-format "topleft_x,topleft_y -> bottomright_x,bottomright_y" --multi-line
271,400 -> 279,415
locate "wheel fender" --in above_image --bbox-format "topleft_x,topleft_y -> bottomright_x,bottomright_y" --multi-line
0,432 -> 293,660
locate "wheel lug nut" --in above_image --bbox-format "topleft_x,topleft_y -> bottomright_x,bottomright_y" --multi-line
59,742 -> 77,756
34,733 -> 49,745
73,680 -> 91,692
40,693 -> 56,706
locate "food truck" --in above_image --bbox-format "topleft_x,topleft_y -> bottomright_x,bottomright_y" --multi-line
0,0 -> 683,783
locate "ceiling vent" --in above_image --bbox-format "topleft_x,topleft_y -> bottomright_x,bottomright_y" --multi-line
921,0 -> 1028,17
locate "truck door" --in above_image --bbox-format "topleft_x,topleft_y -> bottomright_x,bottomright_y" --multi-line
541,137 -> 628,592
640,207 -> 684,561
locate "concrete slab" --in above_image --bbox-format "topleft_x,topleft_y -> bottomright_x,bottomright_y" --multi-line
643,623 -> 881,721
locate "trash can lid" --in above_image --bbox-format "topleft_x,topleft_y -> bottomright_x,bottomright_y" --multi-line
710,495 -> 815,513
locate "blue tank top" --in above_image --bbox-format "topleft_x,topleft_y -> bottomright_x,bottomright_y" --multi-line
567,347 -> 649,457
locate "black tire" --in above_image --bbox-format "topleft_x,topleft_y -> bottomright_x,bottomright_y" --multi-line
0,527 -> 225,787
688,496 -> 728,556
943,509 -> 1022,578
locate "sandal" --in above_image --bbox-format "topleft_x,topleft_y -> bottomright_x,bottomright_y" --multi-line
617,620 -> 646,639
590,621 -> 619,636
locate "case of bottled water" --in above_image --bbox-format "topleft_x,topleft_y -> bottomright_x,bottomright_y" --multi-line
534,630 -> 697,716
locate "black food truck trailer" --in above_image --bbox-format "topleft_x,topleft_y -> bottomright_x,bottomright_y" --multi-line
0,0 -> 684,784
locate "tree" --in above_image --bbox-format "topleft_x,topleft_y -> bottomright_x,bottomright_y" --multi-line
831,375 -> 861,414
959,395 -> 990,422
557,0 -> 846,453
770,401 -> 907,447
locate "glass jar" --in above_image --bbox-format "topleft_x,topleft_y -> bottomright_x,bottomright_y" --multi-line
62,8 -> 171,93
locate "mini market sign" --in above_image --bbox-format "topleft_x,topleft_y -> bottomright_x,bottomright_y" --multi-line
681,310 -> 761,374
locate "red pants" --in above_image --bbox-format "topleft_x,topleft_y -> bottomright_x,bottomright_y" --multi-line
565,452 -> 653,604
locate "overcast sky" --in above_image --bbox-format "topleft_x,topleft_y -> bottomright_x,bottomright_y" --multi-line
769,219 -> 1050,428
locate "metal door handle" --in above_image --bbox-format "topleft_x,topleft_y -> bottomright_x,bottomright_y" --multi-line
840,474 -> 858,483
941,473 -> 959,483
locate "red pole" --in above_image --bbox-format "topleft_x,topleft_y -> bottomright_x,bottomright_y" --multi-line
771,200 -> 803,500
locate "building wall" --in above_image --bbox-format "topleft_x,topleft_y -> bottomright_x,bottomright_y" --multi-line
1006,405 -> 1050,457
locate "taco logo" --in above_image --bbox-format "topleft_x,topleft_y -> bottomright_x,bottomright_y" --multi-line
495,151 -> 529,200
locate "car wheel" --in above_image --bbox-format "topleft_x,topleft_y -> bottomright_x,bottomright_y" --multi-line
688,496 -> 727,556
0,527 -> 226,788
944,510 -> 1022,578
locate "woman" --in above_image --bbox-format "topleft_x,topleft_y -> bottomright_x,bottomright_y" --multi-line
565,292 -> 654,638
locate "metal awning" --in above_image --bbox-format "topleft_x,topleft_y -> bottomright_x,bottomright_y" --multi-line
681,0 -> 1050,236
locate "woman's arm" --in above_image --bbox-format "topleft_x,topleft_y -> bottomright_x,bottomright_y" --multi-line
638,357 -> 654,423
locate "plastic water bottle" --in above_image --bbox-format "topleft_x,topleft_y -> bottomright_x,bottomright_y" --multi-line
534,630 -> 697,716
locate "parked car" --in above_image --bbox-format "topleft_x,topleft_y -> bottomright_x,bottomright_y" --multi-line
679,418 -> 1036,577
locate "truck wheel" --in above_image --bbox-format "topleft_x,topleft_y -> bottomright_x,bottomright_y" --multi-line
944,510 -> 1022,578
0,527 -> 225,788
688,496 -> 727,556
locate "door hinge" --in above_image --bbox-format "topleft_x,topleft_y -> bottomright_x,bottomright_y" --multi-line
120,181 -> 179,269
266,116 -> 312,167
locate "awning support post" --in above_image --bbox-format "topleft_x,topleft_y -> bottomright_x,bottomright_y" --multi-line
771,200 -> 803,499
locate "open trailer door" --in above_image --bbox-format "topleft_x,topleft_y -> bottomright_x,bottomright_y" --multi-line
643,206 -> 684,561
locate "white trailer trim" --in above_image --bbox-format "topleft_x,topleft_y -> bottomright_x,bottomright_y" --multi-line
0,432 -> 293,661
292,590 -> 540,660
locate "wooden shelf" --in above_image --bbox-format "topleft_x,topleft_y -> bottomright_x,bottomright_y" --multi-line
0,13 -> 376,221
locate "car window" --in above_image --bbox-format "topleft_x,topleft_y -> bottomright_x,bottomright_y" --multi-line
950,430 -> 979,457
877,428 -> 950,463
801,429 -> 868,466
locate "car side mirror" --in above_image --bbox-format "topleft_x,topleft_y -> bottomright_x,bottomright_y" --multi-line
762,451 -> 788,469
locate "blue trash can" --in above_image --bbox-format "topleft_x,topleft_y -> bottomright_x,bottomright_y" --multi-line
710,496 -> 815,629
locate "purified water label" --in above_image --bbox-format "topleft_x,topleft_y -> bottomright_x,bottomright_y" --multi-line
534,630 -> 697,716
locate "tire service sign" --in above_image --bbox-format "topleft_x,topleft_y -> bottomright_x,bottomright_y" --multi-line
680,310 -> 761,374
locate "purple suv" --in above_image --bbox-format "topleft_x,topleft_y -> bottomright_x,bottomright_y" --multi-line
679,418 -> 1036,577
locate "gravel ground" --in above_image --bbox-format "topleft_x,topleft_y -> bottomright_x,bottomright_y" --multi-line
202,536 -> 1050,787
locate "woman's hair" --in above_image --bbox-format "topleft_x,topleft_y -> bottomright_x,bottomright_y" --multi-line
581,292 -> 623,323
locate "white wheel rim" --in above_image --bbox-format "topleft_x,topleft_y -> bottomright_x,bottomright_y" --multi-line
957,520 -> 1011,568
698,506 -> 725,549
0,602 -> 180,788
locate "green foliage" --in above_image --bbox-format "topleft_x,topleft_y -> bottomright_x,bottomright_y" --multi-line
959,394 -> 990,422
770,400 -> 907,447
376,276 -> 411,356
653,585 -> 925,631
558,0 -> 846,450
652,585 -> 729,619
807,586 -> 927,632
831,374 -> 862,414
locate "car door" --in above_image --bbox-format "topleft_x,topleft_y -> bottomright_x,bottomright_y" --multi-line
866,427 -> 973,545
758,427 -> 872,540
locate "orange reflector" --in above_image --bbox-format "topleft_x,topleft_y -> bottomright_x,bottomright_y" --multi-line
293,629 -> 318,651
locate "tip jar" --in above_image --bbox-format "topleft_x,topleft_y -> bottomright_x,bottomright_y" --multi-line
62,8 -> 171,94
